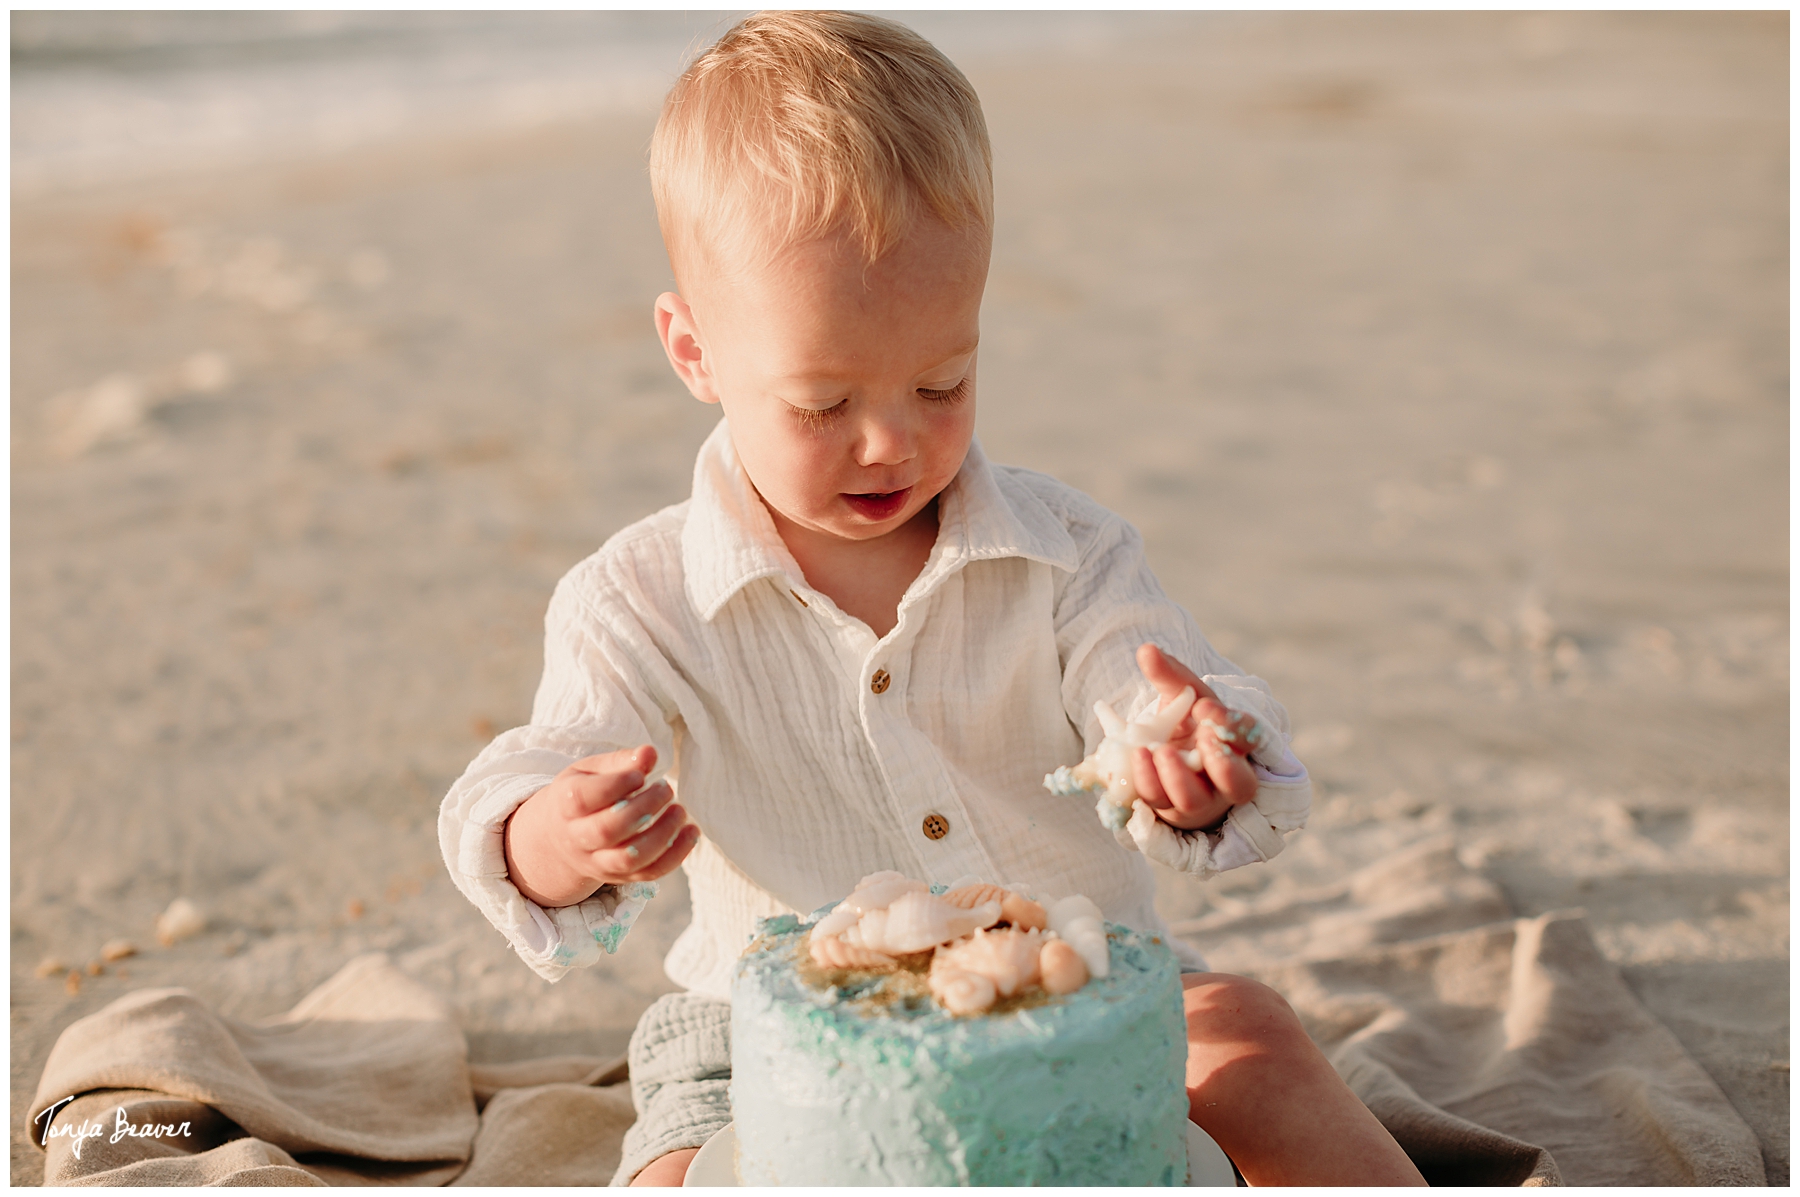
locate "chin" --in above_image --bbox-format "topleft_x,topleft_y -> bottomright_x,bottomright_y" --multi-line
834,517 -> 906,541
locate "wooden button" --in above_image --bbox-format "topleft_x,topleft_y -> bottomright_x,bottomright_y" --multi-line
870,668 -> 891,694
922,813 -> 949,840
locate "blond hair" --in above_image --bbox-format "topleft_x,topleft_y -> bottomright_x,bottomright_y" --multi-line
651,11 -> 992,281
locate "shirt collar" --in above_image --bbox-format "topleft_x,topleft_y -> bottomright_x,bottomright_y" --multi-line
681,418 -> 1080,621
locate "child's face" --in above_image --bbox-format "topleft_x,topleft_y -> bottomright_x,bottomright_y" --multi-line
657,217 -> 988,549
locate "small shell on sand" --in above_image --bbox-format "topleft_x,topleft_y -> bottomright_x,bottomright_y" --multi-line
1039,939 -> 1090,994
156,897 -> 206,946
809,937 -> 897,970
929,966 -> 999,1016
101,939 -> 138,962
34,956 -> 66,979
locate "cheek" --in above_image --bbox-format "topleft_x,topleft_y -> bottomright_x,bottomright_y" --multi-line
926,403 -> 977,474
741,419 -> 841,500
722,410 -> 788,497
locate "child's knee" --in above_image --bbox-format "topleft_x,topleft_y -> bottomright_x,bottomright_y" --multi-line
1182,972 -> 1308,1055
629,1147 -> 699,1186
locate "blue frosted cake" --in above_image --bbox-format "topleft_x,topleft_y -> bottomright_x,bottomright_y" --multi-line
729,881 -> 1190,1186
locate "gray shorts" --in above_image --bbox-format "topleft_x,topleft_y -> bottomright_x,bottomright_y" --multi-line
610,992 -> 733,1185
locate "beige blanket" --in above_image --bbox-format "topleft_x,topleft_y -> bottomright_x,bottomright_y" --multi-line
26,954 -> 634,1187
28,844 -> 1763,1186
1172,840 -> 1765,1185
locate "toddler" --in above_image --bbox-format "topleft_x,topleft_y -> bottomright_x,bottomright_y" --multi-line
440,11 -> 1423,1186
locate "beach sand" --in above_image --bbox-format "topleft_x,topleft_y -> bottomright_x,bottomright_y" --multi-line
11,12 -> 1787,1183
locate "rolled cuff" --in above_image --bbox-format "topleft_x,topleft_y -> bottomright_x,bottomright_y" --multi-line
1119,755 -> 1311,881
447,772 -> 659,981
1199,674 -> 1294,770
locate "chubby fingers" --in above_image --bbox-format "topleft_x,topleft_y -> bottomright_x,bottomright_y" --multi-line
1129,694 -> 1262,828
548,745 -> 704,884
1196,740 -> 1258,808
1130,744 -> 1235,832
1194,700 -> 1266,755
555,745 -> 661,823
578,779 -> 677,845
641,821 -> 702,881
1136,644 -> 1220,707
565,780 -> 697,880
1192,700 -> 1259,806
566,745 -> 657,788
592,802 -> 698,883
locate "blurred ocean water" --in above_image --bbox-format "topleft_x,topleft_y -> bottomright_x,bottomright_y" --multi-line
12,10 -> 1202,194
10,11 -> 726,192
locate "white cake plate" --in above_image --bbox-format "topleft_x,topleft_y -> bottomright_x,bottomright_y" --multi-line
684,1121 -> 1241,1186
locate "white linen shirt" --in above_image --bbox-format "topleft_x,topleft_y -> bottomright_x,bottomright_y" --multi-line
439,419 -> 1310,998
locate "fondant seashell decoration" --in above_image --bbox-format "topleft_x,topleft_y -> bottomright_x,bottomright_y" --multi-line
1048,894 -> 1110,978
807,875 -> 1110,1013
844,873 -> 929,914
1042,688 -> 1202,830
875,891 -> 1003,955
843,906 -> 889,950
818,872 -> 934,946
929,966 -> 999,1015
940,883 -> 1009,909
1000,893 -> 1048,931
942,883 -> 1048,932
810,903 -> 862,941
934,927 -> 1045,997
810,936 -> 897,970
1038,938 -> 1089,994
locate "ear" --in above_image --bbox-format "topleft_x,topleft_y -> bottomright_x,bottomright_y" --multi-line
654,292 -> 720,405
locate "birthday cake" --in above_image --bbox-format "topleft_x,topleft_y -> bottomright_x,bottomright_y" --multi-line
728,874 -> 1190,1185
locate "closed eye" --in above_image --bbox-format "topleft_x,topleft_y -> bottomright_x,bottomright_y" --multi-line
917,377 -> 972,403
786,399 -> 848,432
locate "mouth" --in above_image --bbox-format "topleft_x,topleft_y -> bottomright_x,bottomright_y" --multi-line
841,487 -> 913,521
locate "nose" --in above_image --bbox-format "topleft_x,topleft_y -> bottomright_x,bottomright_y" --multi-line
853,395 -> 919,468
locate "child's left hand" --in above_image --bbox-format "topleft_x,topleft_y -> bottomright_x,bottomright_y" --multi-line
1129,643 -> 1261,831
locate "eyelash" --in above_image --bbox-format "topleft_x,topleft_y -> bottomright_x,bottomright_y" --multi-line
789,404 -> 844,433
786,377 -> 972,432
919,378 -> 973,404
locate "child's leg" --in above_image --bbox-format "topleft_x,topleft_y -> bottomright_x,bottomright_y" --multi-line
1182,973 -> 1426,1186
613,992 -> 731,1186
629,1148 -> 699,1186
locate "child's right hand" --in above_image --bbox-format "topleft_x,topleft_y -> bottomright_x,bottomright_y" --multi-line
503,745 -> 699,909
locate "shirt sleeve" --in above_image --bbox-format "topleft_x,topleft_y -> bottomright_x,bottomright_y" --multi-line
1052,502 -> 1312,880
437,567 -> 676,982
